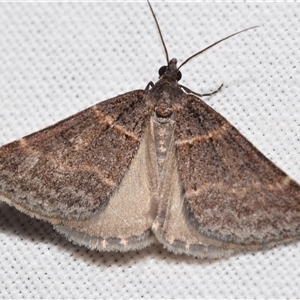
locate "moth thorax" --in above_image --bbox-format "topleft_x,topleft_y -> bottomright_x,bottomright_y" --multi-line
155,94 -> 173,118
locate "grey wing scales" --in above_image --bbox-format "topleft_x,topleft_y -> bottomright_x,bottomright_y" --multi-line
175,94 -> 300,246
0,90 -> 152,223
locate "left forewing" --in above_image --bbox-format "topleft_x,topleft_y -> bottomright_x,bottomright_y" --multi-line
0,90 -> 153,222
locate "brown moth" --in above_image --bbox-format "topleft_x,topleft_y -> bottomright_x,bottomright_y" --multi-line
0,2 -> 299,259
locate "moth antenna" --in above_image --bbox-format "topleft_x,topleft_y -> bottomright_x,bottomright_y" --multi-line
178,26 -> 259,70
147,0 -> 170,64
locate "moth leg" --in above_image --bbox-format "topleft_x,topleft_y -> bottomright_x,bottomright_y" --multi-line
180,83 -> 223,98
145,81 -> 155,90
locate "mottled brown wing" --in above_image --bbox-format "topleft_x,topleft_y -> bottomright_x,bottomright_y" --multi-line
0,90 -> 152,221
175,94 -> 300,245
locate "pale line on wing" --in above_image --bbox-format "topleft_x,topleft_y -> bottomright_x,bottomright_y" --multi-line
185,175 -> 293,198
92,106 -> 140,141
17,138 -> 116,187
176,123 -> 230,146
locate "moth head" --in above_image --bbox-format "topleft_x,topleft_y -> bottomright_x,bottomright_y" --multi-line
158,58 -> 182,82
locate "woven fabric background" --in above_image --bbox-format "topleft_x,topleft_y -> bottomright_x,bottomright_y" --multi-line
0,2 -> 299,299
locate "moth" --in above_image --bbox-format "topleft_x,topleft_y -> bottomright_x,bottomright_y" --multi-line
0,2 -> 299,259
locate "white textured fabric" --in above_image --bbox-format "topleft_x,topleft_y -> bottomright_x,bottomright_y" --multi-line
0,2 -> 299,299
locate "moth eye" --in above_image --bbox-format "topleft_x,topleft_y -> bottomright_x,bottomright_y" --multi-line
159,66 -> 167,76
176,71 -> 182,81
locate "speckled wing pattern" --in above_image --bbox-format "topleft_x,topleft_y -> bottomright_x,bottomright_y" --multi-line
1,86 -> 300,257
169,94 -> 300,256
1,49 -> 300,258
0,90 -> 152,221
